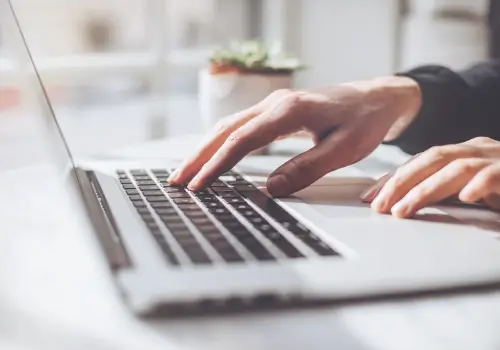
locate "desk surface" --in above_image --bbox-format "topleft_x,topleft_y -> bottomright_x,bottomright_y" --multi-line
3,136 -> 500,350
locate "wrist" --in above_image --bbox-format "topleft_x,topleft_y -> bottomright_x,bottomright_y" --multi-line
371,76 -> 422,141
340,76 -> 421,135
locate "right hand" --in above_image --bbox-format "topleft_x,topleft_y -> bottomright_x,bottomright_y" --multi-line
169,76 -> 422,197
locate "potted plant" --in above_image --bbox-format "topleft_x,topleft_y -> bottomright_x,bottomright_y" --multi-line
199,41 -> 303,135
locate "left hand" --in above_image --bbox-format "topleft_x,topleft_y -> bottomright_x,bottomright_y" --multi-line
360,137 -> 500,218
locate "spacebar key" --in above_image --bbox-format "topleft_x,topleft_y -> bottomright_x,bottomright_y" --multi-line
236,189 -> 295,222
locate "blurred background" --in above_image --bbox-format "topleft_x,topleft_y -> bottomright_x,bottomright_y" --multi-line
0,0 -> 492,170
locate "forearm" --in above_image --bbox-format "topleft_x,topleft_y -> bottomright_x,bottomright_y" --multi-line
384,62 -> 500,155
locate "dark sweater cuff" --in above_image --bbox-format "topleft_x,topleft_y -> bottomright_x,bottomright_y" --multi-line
383,65 -> 469,155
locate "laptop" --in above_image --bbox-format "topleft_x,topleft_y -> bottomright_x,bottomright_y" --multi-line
8,1 -> 500,316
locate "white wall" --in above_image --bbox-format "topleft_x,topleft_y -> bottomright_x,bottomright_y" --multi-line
400,0 -> 489,70
292,0 -> 400,87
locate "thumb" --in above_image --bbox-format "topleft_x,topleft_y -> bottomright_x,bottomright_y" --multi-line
266,140 -> 338,197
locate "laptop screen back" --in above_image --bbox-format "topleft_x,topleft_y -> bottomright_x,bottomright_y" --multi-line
3,0 -> 78,174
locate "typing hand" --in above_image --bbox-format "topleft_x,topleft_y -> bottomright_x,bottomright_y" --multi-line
169,76 -> 421,197
361,137 -> 500,218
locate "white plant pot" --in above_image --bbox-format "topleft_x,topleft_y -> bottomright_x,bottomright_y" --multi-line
199,69 -> 293,154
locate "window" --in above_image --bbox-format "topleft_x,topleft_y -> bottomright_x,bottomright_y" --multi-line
2,0 -> 259,158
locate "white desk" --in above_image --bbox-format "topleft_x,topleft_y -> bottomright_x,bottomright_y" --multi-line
3,135 -> 500,350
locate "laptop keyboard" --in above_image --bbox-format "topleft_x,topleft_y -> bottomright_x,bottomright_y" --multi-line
117,169 -> 339,266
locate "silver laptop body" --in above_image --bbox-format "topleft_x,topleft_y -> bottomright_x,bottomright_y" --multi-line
9,0 -> 500,317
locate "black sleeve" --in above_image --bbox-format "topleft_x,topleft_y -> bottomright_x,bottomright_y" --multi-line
385,61 -> 500,155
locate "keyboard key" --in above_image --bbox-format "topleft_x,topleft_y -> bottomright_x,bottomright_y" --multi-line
165,223 -> 189,233
167,192 -> 192,198
226,180 -> 250,186
159,214 -> 182,223
218,192 -> 240,199
195,223 -> 219,232
164,187 -> 185,193
308,241 -> 339,256
136,207 -> 150,215
132,200 -> 146,208
225,197 -> 246,205
136,180 -> 156,186
128,194 -> 142,201
212,187 -> 235,193
212,214 -> 235,222
242,239 -> 275,261
154,208 -> 177,215
233,203 -> 252,211
232,184 -> 257,192
183,210 -> 207,218
133,175 -> 151,181
209,207 -> 229,215
136,184 -> 157,190
125,189 -> 139,195
273,239 -> 304,258
151,232 -> 179,265
197,195 -> 218,202
150,202 -> 172,208
217,247 -> 244,263
249,216 -> 266,225
192,189 -> 211,196
185,248 -> 211,265
121,184 -> 136,190
151,169 -> 170,174
142,190 -> 164,196
190,217 -> 213,226
120,178 -> 132,184
146,196 -> 169,202
172,198 -> 195,204
177,203 -> 200,211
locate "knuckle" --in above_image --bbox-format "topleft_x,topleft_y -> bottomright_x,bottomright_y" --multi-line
388,167 -> 406,188
425,146 -> 450,162
212,118 -> 230,135
469,136 -> 495,145
265,89 -> 292,103
225,129 -> 253,150
280,91 -> 303,109
272,88 -> 292,97
448,159 -> 480,175
408,185 -> 431,201
477,169 -> 500,188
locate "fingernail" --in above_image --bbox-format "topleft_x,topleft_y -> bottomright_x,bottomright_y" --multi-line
391,202 -> 411,218
187,181 -> 200,191
459,188 -> 478,203
371,196 -> 388,213
267,174 -> 291,197
360,186 -> 378,202
187,175 -> 201,190
168,169 -> 180,183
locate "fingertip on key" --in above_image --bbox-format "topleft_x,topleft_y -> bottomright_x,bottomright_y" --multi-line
167,169 -> 180,184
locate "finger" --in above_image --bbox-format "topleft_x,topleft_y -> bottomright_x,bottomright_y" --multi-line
187,108 -> 301,190
390,158 -> 492,218
360,153 -> 421,202
168,105 -> 262,185
371,144 -> 478,213
266,124 -> 364,197
459,162 -> 500,202
360,172 -> 393,203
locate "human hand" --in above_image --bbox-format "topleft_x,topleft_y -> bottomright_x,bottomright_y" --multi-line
361,137 -> 500,218
169,76 -> 421,196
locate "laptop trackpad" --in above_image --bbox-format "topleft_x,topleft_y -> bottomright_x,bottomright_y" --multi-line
276,177 -> 376,219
